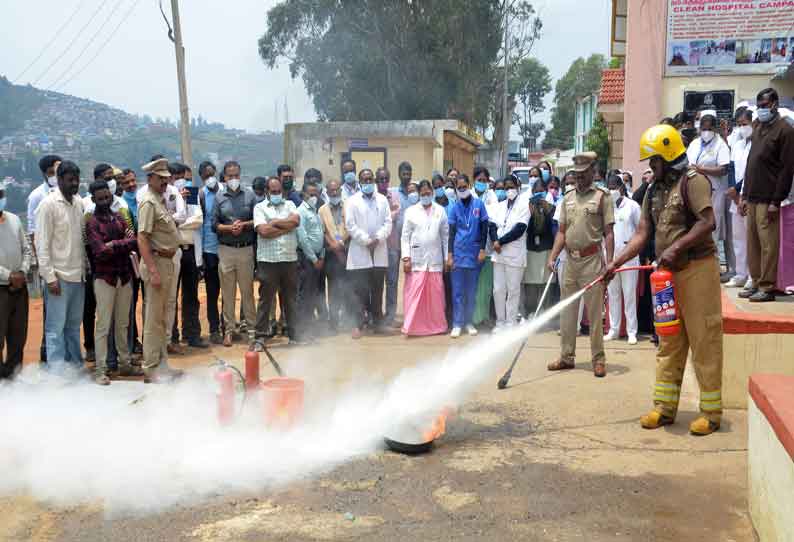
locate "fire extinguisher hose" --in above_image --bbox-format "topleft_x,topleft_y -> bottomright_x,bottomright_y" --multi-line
584,265 -> 655,291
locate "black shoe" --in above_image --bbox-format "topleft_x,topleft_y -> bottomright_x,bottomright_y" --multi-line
749,290 -> 775,303
579,324 -> 590,336
133,342 -> 143,355
187,337 -> 210,348
738,287 -> 758,299
210,332 -> 223,345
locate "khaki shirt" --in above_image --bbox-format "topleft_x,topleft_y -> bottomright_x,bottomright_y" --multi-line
138,189 -> 181,253
641,169 -> 716,270
559,184 -> 614,251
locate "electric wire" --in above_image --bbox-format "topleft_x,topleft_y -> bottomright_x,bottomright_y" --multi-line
13,0 -> 88,84
31,0 -> 111,87
52,0 -> 143,92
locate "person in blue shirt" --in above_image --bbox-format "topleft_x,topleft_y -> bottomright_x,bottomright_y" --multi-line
199,161 -> 223,344
446,173 -> 489,338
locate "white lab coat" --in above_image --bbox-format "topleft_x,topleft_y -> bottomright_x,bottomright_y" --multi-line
687,135 -> 731,240
345,191 -> 392,270
489,197 -> 530,268
612,196 -> 641,265
401,202 -> 449,272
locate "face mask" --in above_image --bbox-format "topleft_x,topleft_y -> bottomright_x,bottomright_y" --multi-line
174,179 -> 186,191
694,120 -> 701,130
610,189 -> 621,202
329,195 -> 342,206
541,170 -> 550,182
495,189 -> 507,201
344,172 -> 357,185
739,125 -> 753,139
434,187 -> 445,199
361,183 -> 375,195
226,179 -> 240,191
0,197 -> 6,212
106,180 -> 117,195
444,187 -> 456,201
756,108 -> 773,123
529,176 -> 540,185
206,176 -> 218,190
123,190 -> 136,203
457,188 -> 471,199
283,179 -> 294,192
532,191 -> 547,201
47,175 -> 57,187
700,130 -> 715,143
307,196 -> 318,208
270,194 -> 283,205
506,188 -> 518,201
420,195 -> 433,206
407,192 -> 419,205
474,181 -> 487,194
596,181 -> 606,189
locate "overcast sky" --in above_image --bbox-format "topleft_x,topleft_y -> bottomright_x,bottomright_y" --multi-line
1,0 -> 610,134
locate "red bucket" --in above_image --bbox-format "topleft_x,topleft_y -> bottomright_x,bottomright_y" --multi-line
261,377 -> 304,429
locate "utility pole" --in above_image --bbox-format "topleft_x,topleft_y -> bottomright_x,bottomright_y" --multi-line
171,0 -> 192,166
501,10 -> 510,178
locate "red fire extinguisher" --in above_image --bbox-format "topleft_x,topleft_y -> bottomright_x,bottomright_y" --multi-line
215,365 -> 235,426
650,268 -> 681,336
244,351 -> 260,391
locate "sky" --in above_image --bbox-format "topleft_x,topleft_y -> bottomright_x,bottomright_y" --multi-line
1,0 -> 610,134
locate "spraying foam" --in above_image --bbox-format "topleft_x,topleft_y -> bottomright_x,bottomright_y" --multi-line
0,287 -> 587,515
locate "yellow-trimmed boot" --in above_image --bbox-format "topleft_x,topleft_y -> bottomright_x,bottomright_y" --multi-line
640,410 -> 675,429
689,416 -> 720,436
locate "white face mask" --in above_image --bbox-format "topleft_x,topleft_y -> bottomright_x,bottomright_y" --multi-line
206,176 -> 218,190
739,125 -> 753,139
506,188 -> 518,201
226,178 -> 240,191
47,175 -> 57,187
307,196 -> 318,208
528,176 -> 539,184
106,180 -> 117,195
700,130 -> 715,143
610,189 -> 621,202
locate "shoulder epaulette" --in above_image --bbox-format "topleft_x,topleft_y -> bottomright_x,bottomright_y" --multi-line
686,167 -> 697,178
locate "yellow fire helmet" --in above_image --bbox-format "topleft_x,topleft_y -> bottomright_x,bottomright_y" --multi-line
639,124 -> 686,162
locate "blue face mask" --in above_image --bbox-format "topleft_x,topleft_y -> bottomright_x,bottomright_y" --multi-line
344,172 -> 357,185
270,194 -> 283,205
434,187 -> 445,199
531,191 -> 547,201
541,170 -> 550,182
407,192 -> 419,205
329,195 -> 342,206
444,187 -> 456,201
596,181 -> 606,189
495,189 -> 507,201
474,181 -> 488,194
420,195 -> 433,206
123,190 -> 137,203
0,197 -> 6,212
756,108 -> 773,123
361,183 -> 375,195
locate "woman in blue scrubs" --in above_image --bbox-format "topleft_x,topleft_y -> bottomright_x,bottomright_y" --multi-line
446,173 -> 489,338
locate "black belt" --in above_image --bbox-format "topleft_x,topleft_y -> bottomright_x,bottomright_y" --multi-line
220,241 -> 253,248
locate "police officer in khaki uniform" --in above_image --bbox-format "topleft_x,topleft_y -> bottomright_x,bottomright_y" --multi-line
605,124 -> 723,436
547,151 -> 615,378
138,158 -> 183,383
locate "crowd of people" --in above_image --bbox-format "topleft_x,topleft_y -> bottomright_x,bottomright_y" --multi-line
0,88 -> 791,405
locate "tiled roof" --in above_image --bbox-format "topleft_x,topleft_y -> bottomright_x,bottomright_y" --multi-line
599,68 -> 625,105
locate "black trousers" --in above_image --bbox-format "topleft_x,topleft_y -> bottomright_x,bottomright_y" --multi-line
325,253 -> 352,329
203,252 -> 221,334
172,246 -> 201,342
0,285 -> 28,378
40,294 -> 47,362
351,267 -> 386,328
83,275 -> 95,353
443,271 -> 453,329
297,252 -> 322,336
255,261 -> 298,341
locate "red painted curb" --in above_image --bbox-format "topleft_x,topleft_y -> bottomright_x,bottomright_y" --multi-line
721,290 -> 794,334
749,374 -> 794,463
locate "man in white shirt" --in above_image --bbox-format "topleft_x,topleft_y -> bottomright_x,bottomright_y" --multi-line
604,175 -> 641,345
345,168 -> 392,339
27,154 -> 61,363
35,161 -> 86,368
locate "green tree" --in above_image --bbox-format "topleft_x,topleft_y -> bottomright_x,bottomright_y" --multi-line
585,114 -> 609,171
511,57 -> 551,152
543,53 -> 606,150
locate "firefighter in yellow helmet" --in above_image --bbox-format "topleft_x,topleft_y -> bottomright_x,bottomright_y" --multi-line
604,124 -> 723,436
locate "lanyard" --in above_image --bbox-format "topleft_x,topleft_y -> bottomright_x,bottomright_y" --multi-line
461,198 -> 475,230
502,199 -> 516,229
695,138 -> 714,164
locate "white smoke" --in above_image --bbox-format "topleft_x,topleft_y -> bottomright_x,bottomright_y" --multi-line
0,289 -> 584,516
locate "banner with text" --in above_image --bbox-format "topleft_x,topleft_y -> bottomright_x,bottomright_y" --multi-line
666,0 -> 794,76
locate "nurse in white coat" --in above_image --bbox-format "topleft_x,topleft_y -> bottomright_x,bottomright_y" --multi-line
400,180 -> 450,336
490,177 -> 530,330
726,108 -> 754,288
604,176 -> 641,344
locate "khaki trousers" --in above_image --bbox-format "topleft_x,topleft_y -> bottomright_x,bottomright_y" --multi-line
165,248 -> 181,342
746,202 -> 780,293
94,278 -> 133,375
560,252 -> 605,363
141,255 -> 175,371
653,255 -> 723,423
218,245 -> 256,337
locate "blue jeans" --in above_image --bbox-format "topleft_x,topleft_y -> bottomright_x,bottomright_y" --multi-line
451,267 -> 480,328
385,248 -> 401,323
44,279 -> 85,366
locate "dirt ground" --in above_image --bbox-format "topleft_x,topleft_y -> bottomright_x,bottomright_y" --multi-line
4,292 -> 755,541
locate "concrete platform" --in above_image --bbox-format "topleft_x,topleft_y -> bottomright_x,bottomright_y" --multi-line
749,374 -> 794,542
722,288 -> 794,409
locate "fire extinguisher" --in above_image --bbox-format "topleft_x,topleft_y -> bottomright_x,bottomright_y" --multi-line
650,268 -> 681,336
244,351 -> 260,391
215,365 -> 235,426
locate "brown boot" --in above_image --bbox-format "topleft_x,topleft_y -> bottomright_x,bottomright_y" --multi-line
547,358 -> 575,371
593,361 -> 606,378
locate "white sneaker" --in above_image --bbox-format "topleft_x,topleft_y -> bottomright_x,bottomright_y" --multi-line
603,332 -> 618,342
628,334 -> 638,345
450,327 -> 461,338
492,324 -> 504,335
744,277 -> 754,289
466,325 -> 478,336
725,275 -> 747,287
